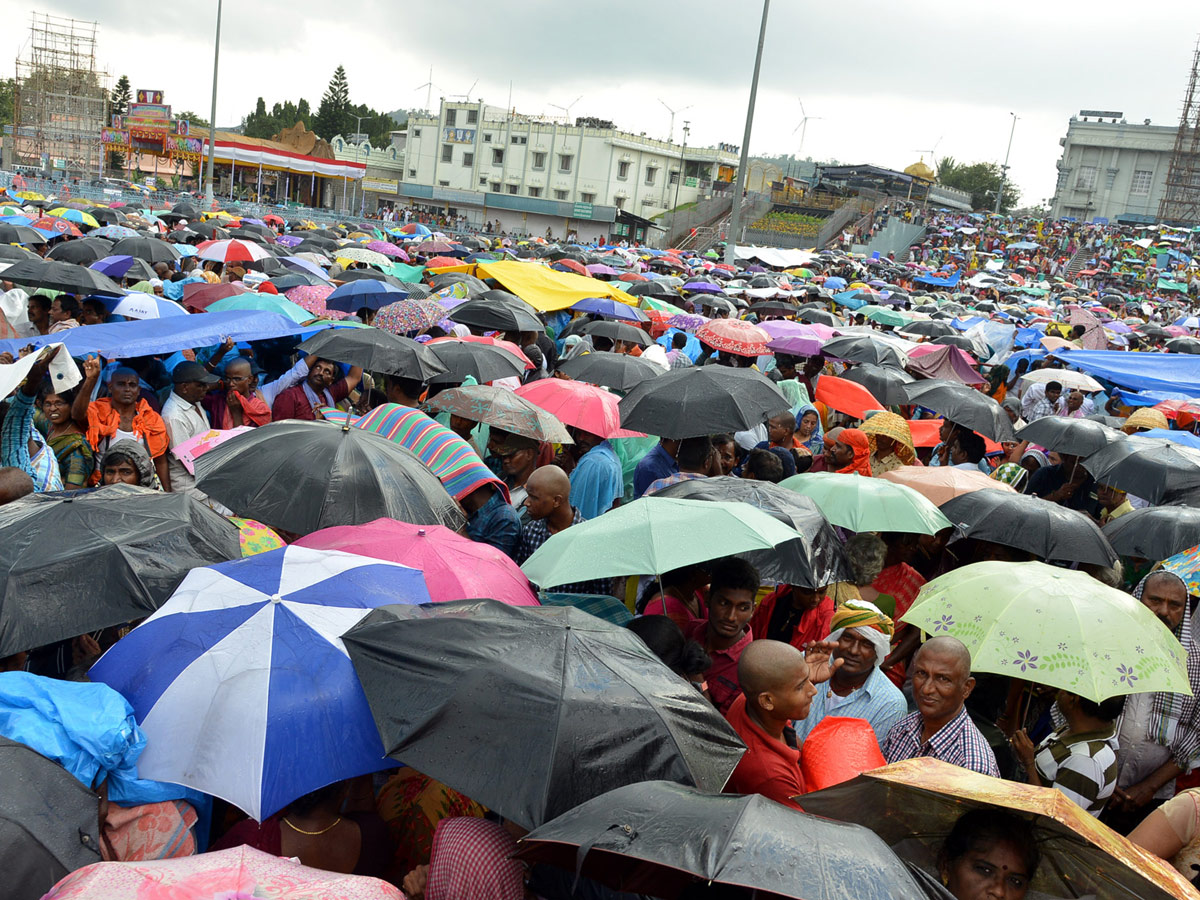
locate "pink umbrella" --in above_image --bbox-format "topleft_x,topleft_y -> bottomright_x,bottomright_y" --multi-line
43,845 -> 403,899
515,379 -> 644,439
295,518 -> 539,606
365,240 -> 410,261
171,426 -> 254,474
284,284 -> 351,319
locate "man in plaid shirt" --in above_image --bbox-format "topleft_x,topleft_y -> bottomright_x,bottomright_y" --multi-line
881,636 -> 1000,777
515,465 -> 611,596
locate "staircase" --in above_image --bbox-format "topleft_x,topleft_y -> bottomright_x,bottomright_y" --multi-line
1065,245 -> 1092,279
852,220 -> 928,261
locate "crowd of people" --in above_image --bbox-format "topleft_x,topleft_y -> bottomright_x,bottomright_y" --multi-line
1,188 -> 1200,899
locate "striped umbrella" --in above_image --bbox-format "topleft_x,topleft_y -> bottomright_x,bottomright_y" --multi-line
198,239 -> 272,263
47,208 -> 100,228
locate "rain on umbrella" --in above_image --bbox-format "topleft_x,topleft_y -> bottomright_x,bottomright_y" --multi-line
427,337 -> 530,384
903,380 -> 1015,442
618,366 -> 789,439
781,472 -> 952,535
425,383 -> 573,443
1082,435 -> 1200,504
1015,417 -> 1124,458
449,291 -> 543,333
194,419 -> 465,536
342,598 -> 746,829
556,351 -> 666,392
822,334 -> 909,368
515,378 -> 633,439
110,236 -> 180,265
45,237 -> 112,265
297,328 -> 447,380
840,363 -> 914,405
571,296 -> 649,322
1102,506 -> 1200,561
583,318 -> 652,347
695,319 -> 770,356
90,545 -> 432,822
324,279 -> 409,313
197,238 -> 273,264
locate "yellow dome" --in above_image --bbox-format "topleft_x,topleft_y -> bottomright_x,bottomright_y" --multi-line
904,159 -> 935,181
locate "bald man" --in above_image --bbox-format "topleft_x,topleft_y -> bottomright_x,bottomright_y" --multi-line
516,465 -> 612,595
880,636 -> 999,777
0,467 -> 33,506
723,638 -> 840,808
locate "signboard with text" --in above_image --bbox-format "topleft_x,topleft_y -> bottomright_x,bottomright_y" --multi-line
362,177 -> 399,193
571,202 -> 594,219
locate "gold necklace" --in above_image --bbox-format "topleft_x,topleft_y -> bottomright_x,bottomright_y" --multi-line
283,816 -> 342,836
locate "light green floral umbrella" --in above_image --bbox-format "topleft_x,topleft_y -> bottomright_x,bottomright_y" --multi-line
520,497 -> 804,589
901,560 -> 1190,703
779,472 -> 951,535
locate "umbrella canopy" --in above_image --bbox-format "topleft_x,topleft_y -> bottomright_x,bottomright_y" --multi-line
781,472 -> 952,535
343,598 -> 746,829
2,257 -> 125,297
295,519 -> 538,606
902,380 -> 1015,442
815,374 -> 882,419
619,366 -> 789,439
197,237 -> 272,263
583,318 -> 652,347
571,296 -> 648,322
901,560 -> 1188,702
297,328 -> 447,381
515,781 -> 926,900
840,363 -> 915,405
1020,368 -> 1105,392
515,378 -> 632,439
449,291 -> 543,333
654,476 -> 850,589
426,337 -> 529,384
521,497 -> 808,588
557,351 -> 666,391
1082,436 -> 1200,504
877,466 -> 1016,506
939,490 -> 1117,566
425,383 -> 573,443
0,484 -> 240,658
90,254 -> 155,282
325,279 -> 409,313
1014,417 -> 1124,458
695,319 -> 770,356
109,237 -> 179,265
103,292 -> 187,320
90,546 -> 431,821
802,758 -> 1196,900
45,237 -> 112,264
194,419 -> 465,536
1103,506 -> 1200,561
0,736 -> 101,900
822,334 -> 908,368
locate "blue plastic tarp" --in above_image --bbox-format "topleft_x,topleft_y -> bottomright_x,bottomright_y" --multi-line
912,271 -> 962,288
1140,428 -> 1200,450
832,290 -> 869,310
1113,388 -> 1197,408
1054,349 -> 1200,393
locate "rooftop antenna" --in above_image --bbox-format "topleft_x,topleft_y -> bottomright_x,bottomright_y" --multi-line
415,66 -> 441,114
450,79 -> 478,103
791,99 -> 823,159
550,95 -> 582,125
658,98 -> 693,144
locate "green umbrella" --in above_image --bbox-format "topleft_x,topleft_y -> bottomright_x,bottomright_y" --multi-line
638,296 -> 687,315
520,497 -> 804,589
206,294 -> 314,324
779,473 -> 951,535
865,307 -> 909,327
901,560 -> 1190,703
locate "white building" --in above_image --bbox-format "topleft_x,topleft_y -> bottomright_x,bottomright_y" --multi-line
397,100 -> 740,240
1049,110 -> 1179,224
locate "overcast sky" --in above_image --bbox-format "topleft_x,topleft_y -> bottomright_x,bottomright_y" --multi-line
3,0 -> 1197,205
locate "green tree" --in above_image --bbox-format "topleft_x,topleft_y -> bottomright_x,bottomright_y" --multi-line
111,74 -> 131,119
313,65 -> 351,140
242,96 -> 279,138
0,78 -> 14,128
935,156 -> 1019,213
176,110 -> 209,129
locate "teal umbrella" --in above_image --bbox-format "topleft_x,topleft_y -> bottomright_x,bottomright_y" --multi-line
520,497 -> 804,588
780,472 -> 952,535
206,294 -> 315,325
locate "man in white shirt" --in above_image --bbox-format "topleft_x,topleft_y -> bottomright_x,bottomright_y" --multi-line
161,361 -> 218,495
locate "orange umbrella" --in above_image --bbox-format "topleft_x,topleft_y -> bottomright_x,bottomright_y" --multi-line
424,255 -> 462,269
618,272 -> 649,282
553,258 -> 590,277
878,466 -> 1015,506
907,419 -> 1003,454
815,375 -> 881,419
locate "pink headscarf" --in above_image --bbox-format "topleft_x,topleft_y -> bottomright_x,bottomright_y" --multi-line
426,817 -> 525,900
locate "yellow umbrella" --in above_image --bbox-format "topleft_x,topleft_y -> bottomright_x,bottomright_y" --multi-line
802,758 -> 1196,900
228,517 -> 286,557
14,190 -> 44,201
48,208 -> 100,228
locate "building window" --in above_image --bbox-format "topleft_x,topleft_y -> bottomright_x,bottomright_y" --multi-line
580,192 -> 596,203
438,180 -> 449,187
441,144 -> 453,163
479,177 -> 488,186
492,148 -> 504,165
506,183 -> 518,195
617,160 -> 630,180
1075,166 -> 1097,190
554,189 -> 568,200
558,154 -> 573,173
467,109 -> 478,125
408,168 -> 417,178
532,151 -> 546,169
528,186 -> 541,197
645,166 -> 658,186
1130,169 -> 1153,194
483,133 -> 492,142
412,128 -> 421,138
511,135 -> 527,145
463,152 -> 474,167
613,196 -> 625,210
1055,170 -> 1068,190
490,182 -> 501,192
446,109 -> 457,127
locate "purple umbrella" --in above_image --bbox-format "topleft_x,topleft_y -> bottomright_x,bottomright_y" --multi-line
571,296 -> 649,322
745,265 -> 767,273
366,240 -> 410,261
89,254 -> 142,279
683,282 -> 725,295
274,234 -> 304,248
667,313 -> 710,331
586,264 -> 620,277
281,255 -> 332,281
759,320 -> 824,357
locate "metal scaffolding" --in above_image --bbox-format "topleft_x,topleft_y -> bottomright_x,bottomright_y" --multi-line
12,13 -> 110,178
1160,37 -> 1200,226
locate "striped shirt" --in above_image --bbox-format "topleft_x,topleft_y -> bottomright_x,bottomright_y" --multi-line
882,706 -> 1000,777
1032,723 -> 1119,817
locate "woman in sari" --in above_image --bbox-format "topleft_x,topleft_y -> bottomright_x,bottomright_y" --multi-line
37,387 -> 93,489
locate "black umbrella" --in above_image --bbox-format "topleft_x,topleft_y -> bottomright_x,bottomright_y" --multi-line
110,236 -> 179,265
224,227 -> 272,245
939,491 -> 1117,567
165,229 -> 201,244
0,737 -> 102,900
293,236 -> 341,254
427,339 -> 529,384
186,221 -> 231,240
171,202 -> 200,218
583,319 -> 651,347
108,256 -> 156,283
429,272 -> 490,296
655,476 -> 850,589
619,367 -> 789,439
1014,417 -> 1124,458
449,292 -> 543,333
1102,506 -> 1200,560
932,334 -> 985,357
1137,323 -> 1171,338
270,271 -> 327,290
297,328 -> 448,380
194,418 -> 464,536
86,207 -> 126,225
624,281 -> 675,298
0,484 -> 241,657
334,268 -> 407,288
45,236 -> 113,264
799,308 -> 843,326
0,243 -> 38,262
1166,337 -> 1200,354
515,781 -> 925,900
2,257 -> 125,297
1082,436 -> 1200,504
841,363 -> 914,405
343,599 -> 746,830
0,223 -> 49,245
900,319 -> 957,338
822,334 -> 907,368
557,352 -> 666,391
903,380 -> 1015,442
748,300 -> 800,317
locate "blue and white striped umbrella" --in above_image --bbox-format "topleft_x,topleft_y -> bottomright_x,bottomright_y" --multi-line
90,544 -> 431,821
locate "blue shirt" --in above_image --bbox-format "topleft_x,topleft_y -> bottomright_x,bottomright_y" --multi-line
633,442 -> 678,497
465,489 -> 521,559
570,440 -> 623,520
794,664 -> 907,745
1,390 -> 62,493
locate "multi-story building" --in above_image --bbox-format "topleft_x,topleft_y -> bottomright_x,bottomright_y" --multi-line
395,100 -> 740,240
1049,110 -> 1179,224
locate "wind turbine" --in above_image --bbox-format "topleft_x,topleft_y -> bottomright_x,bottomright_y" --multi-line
550,95 -> 582,124
415,66 -> 442,114
658,98 -> 693,144
450,79 -> 479,103
913,136 -> 944,175
791,99 -> 823,160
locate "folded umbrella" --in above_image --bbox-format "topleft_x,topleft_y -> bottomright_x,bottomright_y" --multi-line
781,472 -> 952,535
1102,506 -> 1200,561
516,378 -> 634,439
1014,416 -> 1124,458
618,366 -> 789,439
343,598 -> 746,829
939,490 -> 1117,566
1082,435 -> 1200,504
297,328 -> 447,380
903,380 -> 1015,442
425,383 -> 573,443
556,351 -> 665,391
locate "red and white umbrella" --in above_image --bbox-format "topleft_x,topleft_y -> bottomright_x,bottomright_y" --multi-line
197,238 -> 271,263
696,319 -> 770,357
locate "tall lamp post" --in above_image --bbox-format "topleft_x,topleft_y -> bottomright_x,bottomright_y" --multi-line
672,121 -> 690,236
724,0 -> 771,265
994,112 -> 1017,215
353,114 -> 366,216
204,0 -> 222,204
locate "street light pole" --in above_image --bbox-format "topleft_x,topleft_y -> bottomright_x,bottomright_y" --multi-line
353,113 -> 366,217
994,112 -> 1017,216
204,0 -> 222,205
724,0 -> 771,266
672,121 -> 689,228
